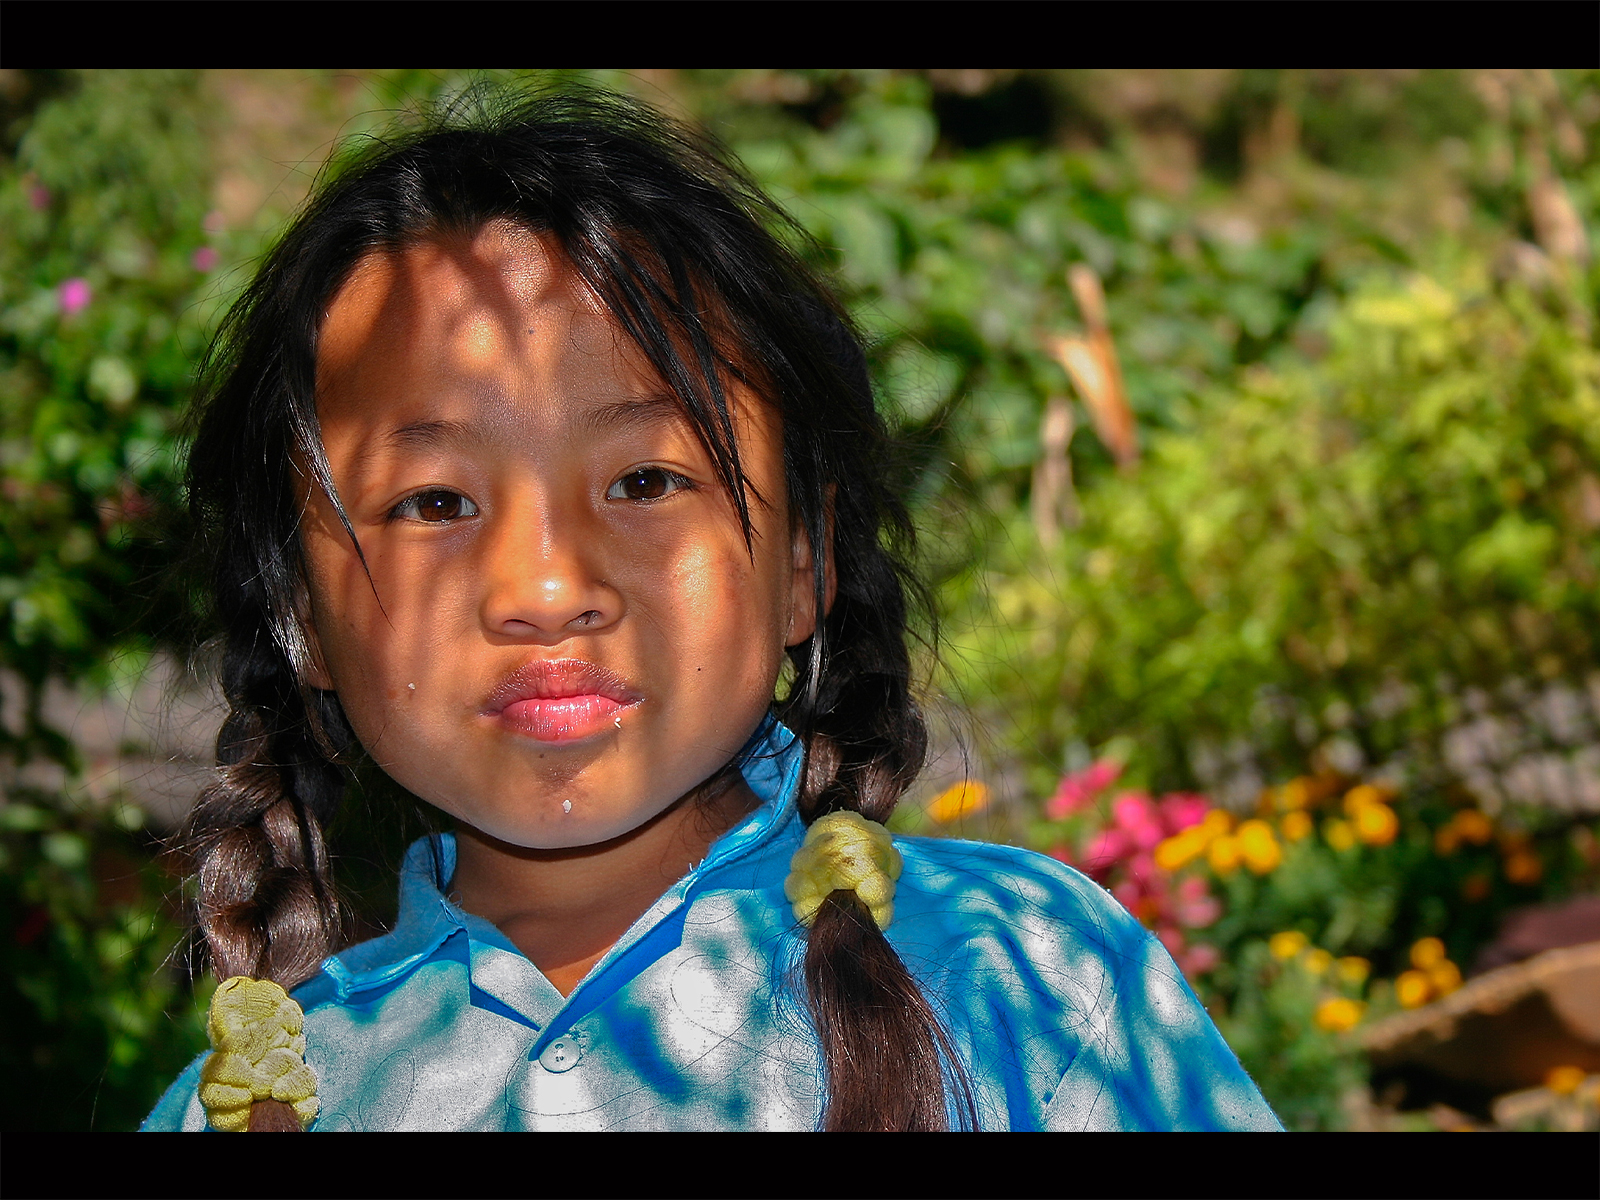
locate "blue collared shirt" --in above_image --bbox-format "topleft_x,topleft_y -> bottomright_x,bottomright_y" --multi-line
144,720 -> 1280,1131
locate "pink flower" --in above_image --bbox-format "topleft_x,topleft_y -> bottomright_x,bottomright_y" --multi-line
1111,879 -> 1145,912
1174,875 -> 1220,928
1112,793 -> 1166,850
1176,893 -> 1221,929
1179,943 -> 1221,977
192,246 -> 219,272
58,277 -> 90,317
29,186 -> 50,211
1082,828 -> 1131,871
1045,759 -> 1123,819
1047,844 -> 1075,867
1124,852 -> 1159,884
1157,926 -> 1187,957
1160,792 -> 1210,834
1112,790 -> 1156,830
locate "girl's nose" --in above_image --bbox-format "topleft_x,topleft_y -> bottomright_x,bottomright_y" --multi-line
478,501 -> 618,639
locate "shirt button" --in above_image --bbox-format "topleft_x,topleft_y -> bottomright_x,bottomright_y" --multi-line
539,1035 -> 582,1073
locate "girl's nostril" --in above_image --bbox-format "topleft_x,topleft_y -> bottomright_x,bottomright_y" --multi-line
572,610 -> 602,628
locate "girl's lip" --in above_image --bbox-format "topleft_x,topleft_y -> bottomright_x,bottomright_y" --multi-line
483,658 -> 642,742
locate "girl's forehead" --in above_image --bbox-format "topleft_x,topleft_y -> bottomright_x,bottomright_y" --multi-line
319,223 -> 608,376
313,221 -> 781,457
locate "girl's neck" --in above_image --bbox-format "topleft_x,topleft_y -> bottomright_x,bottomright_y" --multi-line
448,774 -> 760,997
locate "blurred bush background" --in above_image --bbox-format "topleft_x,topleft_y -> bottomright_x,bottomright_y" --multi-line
4,68 -> 1600,1130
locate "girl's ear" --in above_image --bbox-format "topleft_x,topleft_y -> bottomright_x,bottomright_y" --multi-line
294,585 -> 336,692
785,491 -> 836,649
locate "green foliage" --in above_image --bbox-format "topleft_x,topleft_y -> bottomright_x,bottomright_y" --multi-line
0,71 -> 216,761
0,69 -> 219,1130
958,261 -> 1600,797
712,73 -> 1372,553
0,790 -> 207,1129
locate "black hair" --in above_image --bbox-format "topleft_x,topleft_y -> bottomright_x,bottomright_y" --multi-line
180,88 -> 975,1132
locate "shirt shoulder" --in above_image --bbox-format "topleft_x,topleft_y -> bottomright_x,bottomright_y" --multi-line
892,834 -> 1150,957
888,834 -> 1281,1132
140,1052 -> 208,1132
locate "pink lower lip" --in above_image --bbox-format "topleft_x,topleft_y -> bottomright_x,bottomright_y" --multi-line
499,694 -> 628,742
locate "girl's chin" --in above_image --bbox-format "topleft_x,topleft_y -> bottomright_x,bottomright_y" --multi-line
453,803 -> 677,852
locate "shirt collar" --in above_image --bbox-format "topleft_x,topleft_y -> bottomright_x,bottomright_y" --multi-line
320,714 -> 805,1002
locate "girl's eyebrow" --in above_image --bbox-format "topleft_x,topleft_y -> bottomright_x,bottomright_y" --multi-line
582,392 -> 685,435
377,395 -> 684,452
385,418 -> 474,449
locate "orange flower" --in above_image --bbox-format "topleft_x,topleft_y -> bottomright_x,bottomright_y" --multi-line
1207,834 -> 1241,876
1455,809 -> 1493,844
1336,956 -> 1371,985
1410,937 -> 1446,970
1324,818 -> 1356,852
1314,996 -> 1366,1033
1304,948 -> 1333,975
1546,1065 -> 1587,1095
1279,777 -> 1312,811
1281,810 -> 1314,842
1342,783 -> 1391,816
1505,850 -> 1543,886
1396,969 -> 1433,1009
1354,802 -> 1399,846
1428,960 -> 1462,996
1236,819 -> 1283,874
1269,930 -> 1308,960
927,780 -> 989,823
1154,827 -> 1207,872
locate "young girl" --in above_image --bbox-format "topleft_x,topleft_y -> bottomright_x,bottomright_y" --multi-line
143,93 -> 1280,1133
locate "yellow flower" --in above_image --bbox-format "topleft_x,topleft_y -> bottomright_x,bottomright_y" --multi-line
1410,937 -> 1446,970
1154,828 -> 1206,872
1201,809 -> 1234,838
1354,801 -> 1399,846
1428,960 -> 1462,996
1236,819 -> 1282,874
1336,956 -> 1371,985
1304,948 -> 1333,975
1546,1065 -> 1587,1095
1342,783 -> 1385,816
1324,818 -> 1356,852
1207,834 -> 1241,875
1396,969 -> 1433,1009
1314,996 -> 1366,1033
927,780 -> 988,823
1269,930 -> 1309,960
1280,777 -> 1311,811
1280,810 -> 1314,841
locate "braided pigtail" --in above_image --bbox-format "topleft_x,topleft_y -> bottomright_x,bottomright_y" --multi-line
781,515 -> 979,1131
177,183 -> 366,1130
176,493 -> 353,1132
180,652 -> 348,1131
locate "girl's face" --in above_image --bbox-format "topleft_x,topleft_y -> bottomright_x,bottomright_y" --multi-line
300,222 -> 817,850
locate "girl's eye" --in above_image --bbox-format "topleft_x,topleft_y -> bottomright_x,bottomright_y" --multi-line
607,467 -> 690,502
392,490 -> 479,523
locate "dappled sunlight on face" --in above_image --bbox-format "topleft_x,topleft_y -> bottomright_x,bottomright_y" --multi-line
301,223 -> 815,850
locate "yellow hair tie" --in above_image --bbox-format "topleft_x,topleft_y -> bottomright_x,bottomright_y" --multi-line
198,976 -> 319,1132
784,810 -> 903,930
